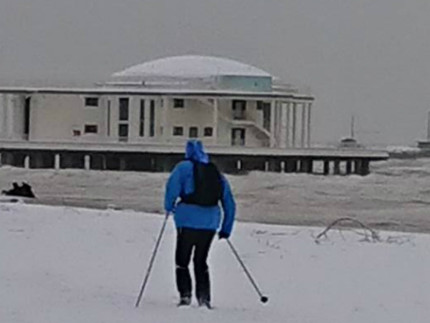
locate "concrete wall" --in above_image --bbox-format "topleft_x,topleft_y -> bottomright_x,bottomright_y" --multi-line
31,94 -> 106,142
0,94 -> 26,140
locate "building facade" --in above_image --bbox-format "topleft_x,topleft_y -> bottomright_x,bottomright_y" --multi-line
0,55 -> 387,174
0,55 -> 313,149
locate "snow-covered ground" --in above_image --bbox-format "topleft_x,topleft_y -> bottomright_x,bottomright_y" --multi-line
2,158 -> 430,233
1,203 -> 429,323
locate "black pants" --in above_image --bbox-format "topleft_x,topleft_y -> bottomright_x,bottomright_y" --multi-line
175,228 -> 215,301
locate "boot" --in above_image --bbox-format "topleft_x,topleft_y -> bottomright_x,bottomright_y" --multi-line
197,297 -> 212,309
177,296 -> 191,307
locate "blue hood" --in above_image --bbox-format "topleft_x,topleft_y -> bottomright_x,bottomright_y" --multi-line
185,140 -> 209,164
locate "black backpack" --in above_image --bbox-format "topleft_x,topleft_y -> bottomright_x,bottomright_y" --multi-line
181,161 -> 223,206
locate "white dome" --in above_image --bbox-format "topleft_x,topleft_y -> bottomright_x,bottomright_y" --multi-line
112,55 -> 272,79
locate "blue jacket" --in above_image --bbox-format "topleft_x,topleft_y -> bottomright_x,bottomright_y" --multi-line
164,140 -> 236,235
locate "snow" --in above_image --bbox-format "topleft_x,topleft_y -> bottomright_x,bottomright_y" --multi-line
112,55 -> 271,79
1,203 -> 429,323
2,158 -> 430,234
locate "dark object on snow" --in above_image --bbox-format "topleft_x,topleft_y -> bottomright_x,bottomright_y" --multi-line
2,182 -> 36,198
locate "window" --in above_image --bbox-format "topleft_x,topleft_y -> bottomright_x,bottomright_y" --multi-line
257,101 -> 270,111
149,100 -> 155,137
84,124 -> 98,134
173,98 -> 184,108
189,127 -> 198,138
139,100 -> 145,137
85,97 -> 99,107
173,126 -> 184,136
231,128 -> 246,146
118,124 -> 129,140
73,129 -> 81,136
232,100 -> 246,120
24,97 -> 30,136
204,127 -> 213,137
119,98 -> 129,121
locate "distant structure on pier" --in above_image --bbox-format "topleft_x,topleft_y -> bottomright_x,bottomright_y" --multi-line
417,111 -> 430,150
338,116 -> 363,149
0,55 -> 387,175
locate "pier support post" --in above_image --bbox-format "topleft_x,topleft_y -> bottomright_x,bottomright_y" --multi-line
236,159 -> 242,172
54,154 -> 61,170
84,155 -> 91,170
24,155 -> 30,169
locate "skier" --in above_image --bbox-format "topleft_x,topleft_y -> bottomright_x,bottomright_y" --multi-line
164,139 -> 236,308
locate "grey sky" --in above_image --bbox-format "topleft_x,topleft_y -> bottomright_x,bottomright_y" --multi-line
1,0 -> 429,146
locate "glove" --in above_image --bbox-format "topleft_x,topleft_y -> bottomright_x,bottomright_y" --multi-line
218,231 -> 230,240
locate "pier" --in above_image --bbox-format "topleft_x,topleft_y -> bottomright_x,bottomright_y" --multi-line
0,141 -> 388,176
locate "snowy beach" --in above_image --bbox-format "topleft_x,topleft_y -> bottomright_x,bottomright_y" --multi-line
2,158 -> 430,233
1,203 -> 429,323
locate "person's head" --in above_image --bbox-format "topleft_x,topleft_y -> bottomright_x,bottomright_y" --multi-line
185,140 -> 209,164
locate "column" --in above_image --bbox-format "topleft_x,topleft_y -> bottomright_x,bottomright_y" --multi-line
300,102 -> 305,147
7,95 -> 14,138
285,102 -> 291,147
292,102 -> 297,147
161,97 -> 169,142
307,102 -> 312,147
0,94 -> 4,137
280,102 -> 288,148
270,100 -> 276,147
213,98 -> 218,144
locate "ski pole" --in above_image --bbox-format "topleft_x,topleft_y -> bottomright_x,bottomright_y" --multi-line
226,239 -> 269,304
135,213 -> 169,307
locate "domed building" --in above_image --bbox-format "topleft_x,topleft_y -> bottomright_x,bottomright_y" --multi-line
0,55 -> 387,174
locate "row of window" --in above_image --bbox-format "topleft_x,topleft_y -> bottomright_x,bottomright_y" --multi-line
173,126 -> 213,138
85,97 -> 186,109
76,124 -> 213,138
118,98 -> 156,138
85,97 -> 271,111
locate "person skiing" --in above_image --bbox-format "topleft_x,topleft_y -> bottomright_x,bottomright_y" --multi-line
164,139 -> 236,308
